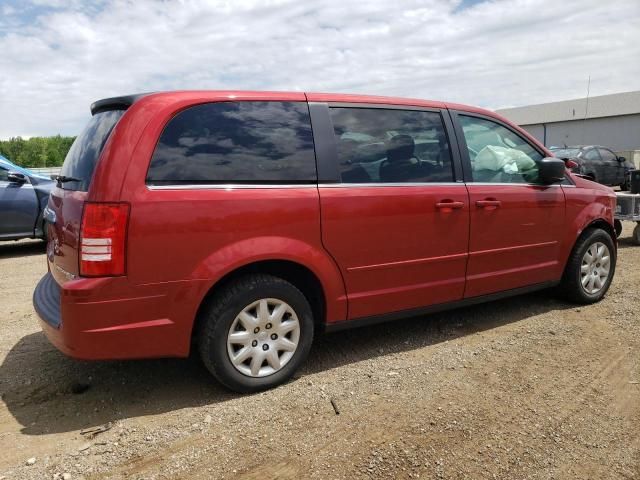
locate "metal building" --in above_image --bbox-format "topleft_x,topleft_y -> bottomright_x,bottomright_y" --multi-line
496,91 -> 640,164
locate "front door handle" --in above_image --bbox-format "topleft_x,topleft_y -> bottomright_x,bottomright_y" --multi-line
475,199 -> 501,209
435,200 -> 465,212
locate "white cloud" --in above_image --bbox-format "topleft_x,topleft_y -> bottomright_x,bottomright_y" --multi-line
0,0 -> 639,138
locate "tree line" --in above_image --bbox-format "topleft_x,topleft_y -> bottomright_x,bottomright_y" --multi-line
0,136 -> 76,168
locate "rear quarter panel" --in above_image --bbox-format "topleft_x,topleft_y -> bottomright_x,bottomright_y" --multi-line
106,93 -> 347,337
125,186 -> 347,325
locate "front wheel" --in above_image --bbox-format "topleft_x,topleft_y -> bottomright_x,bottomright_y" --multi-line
558,228 -> 616,303
198,274 -> 314,393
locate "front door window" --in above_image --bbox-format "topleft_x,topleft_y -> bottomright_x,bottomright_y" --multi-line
459,115 -> 543,184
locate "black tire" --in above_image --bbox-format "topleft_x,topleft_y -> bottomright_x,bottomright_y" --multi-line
633,224 -> 640,246
614,219 -> 623,238
558,228 -> 616,304
620,181 -> 629,192
197,274 -> 314,393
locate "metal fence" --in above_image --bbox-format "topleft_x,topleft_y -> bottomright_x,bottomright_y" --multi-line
28,166 -> 62,178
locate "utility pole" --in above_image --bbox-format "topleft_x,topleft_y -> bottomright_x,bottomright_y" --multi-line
582,75 -> 591,145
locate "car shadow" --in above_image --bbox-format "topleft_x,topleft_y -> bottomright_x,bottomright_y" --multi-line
617,234 -> 638,249
0,240 -> 45,259
0,290 -> 575,435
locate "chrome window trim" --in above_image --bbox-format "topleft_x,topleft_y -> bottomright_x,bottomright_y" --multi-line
147,181 -> 574,190
147,184 -> 318,190
469,182 -> 569,187
319,182 -> 462,188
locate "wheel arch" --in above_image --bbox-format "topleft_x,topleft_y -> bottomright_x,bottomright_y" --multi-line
188,235 -> 349,350
560,216 -> 617,278
192,259 -> 327,340
582,218 -> 616,244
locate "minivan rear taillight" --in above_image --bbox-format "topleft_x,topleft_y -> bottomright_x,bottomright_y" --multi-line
80,202 -> 130,277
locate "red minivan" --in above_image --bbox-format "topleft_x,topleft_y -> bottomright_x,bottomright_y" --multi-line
34,91 -> 617,392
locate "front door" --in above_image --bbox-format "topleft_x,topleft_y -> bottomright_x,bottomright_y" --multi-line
316,105 -> 470,319
583,148 -> 604,183
452,112 -> 566,298
598,148 -> 623,186
0,167 -> 38,239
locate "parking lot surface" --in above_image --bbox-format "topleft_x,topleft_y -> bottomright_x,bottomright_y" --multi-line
0,227 -> 638,479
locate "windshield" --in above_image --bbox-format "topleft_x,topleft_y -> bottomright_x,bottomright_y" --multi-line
551,148 -> 581,159
59,110 -> 124,191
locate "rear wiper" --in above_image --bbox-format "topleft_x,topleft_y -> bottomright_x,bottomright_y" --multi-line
56,175 -> 81,186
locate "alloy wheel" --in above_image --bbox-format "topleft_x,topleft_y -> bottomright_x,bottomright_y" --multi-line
580,242 -> 611,295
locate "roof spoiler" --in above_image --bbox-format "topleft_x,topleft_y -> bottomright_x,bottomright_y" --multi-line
90,93 -> 153,115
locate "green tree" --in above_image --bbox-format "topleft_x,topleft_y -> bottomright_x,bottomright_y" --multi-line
0,135 -> 76,167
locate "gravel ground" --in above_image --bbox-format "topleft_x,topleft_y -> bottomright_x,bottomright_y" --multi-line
0,226 -> 638,480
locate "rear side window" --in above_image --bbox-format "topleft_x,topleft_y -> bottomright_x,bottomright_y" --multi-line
584,149 -> 601,161
329,107 -> 454,183
60,110 -> 124,191
598,149 -> 616,162
147,101 -> 316,184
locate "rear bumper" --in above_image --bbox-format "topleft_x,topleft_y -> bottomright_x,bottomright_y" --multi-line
33,273 -> 62,329
32,272 -> 209,360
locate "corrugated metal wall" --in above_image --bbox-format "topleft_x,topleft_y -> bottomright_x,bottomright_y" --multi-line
521,114 -> 640,151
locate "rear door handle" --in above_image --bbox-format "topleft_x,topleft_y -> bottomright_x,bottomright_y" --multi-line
475,200 -> 501,209
435,200 -> 465,211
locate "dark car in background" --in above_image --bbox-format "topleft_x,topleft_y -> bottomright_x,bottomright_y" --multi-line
0,155 -> 54,242
550,145 -> 634,190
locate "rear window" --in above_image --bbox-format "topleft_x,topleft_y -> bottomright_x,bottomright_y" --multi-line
59,110 -> 124,191
146,101 -> 316,184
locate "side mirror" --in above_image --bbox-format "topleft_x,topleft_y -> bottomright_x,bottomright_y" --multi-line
538,157 -> 566,184
7,171 -> 27,184
617,156 -> 626,163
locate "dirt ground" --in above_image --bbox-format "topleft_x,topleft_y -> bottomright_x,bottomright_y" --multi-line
0,226 -> 638,480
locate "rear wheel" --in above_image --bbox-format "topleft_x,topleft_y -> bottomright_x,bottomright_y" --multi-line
558,228 -> 616,303
198,274 -> 314,393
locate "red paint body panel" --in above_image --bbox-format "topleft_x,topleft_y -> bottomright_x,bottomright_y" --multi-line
35,90 -> 617,362
559,177 -> 617,260
465,185 -> 566,297
125,186 -> 347,324
318,185 -> 469,319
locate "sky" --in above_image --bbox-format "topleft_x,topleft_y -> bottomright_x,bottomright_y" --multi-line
0,0 -> 639,139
